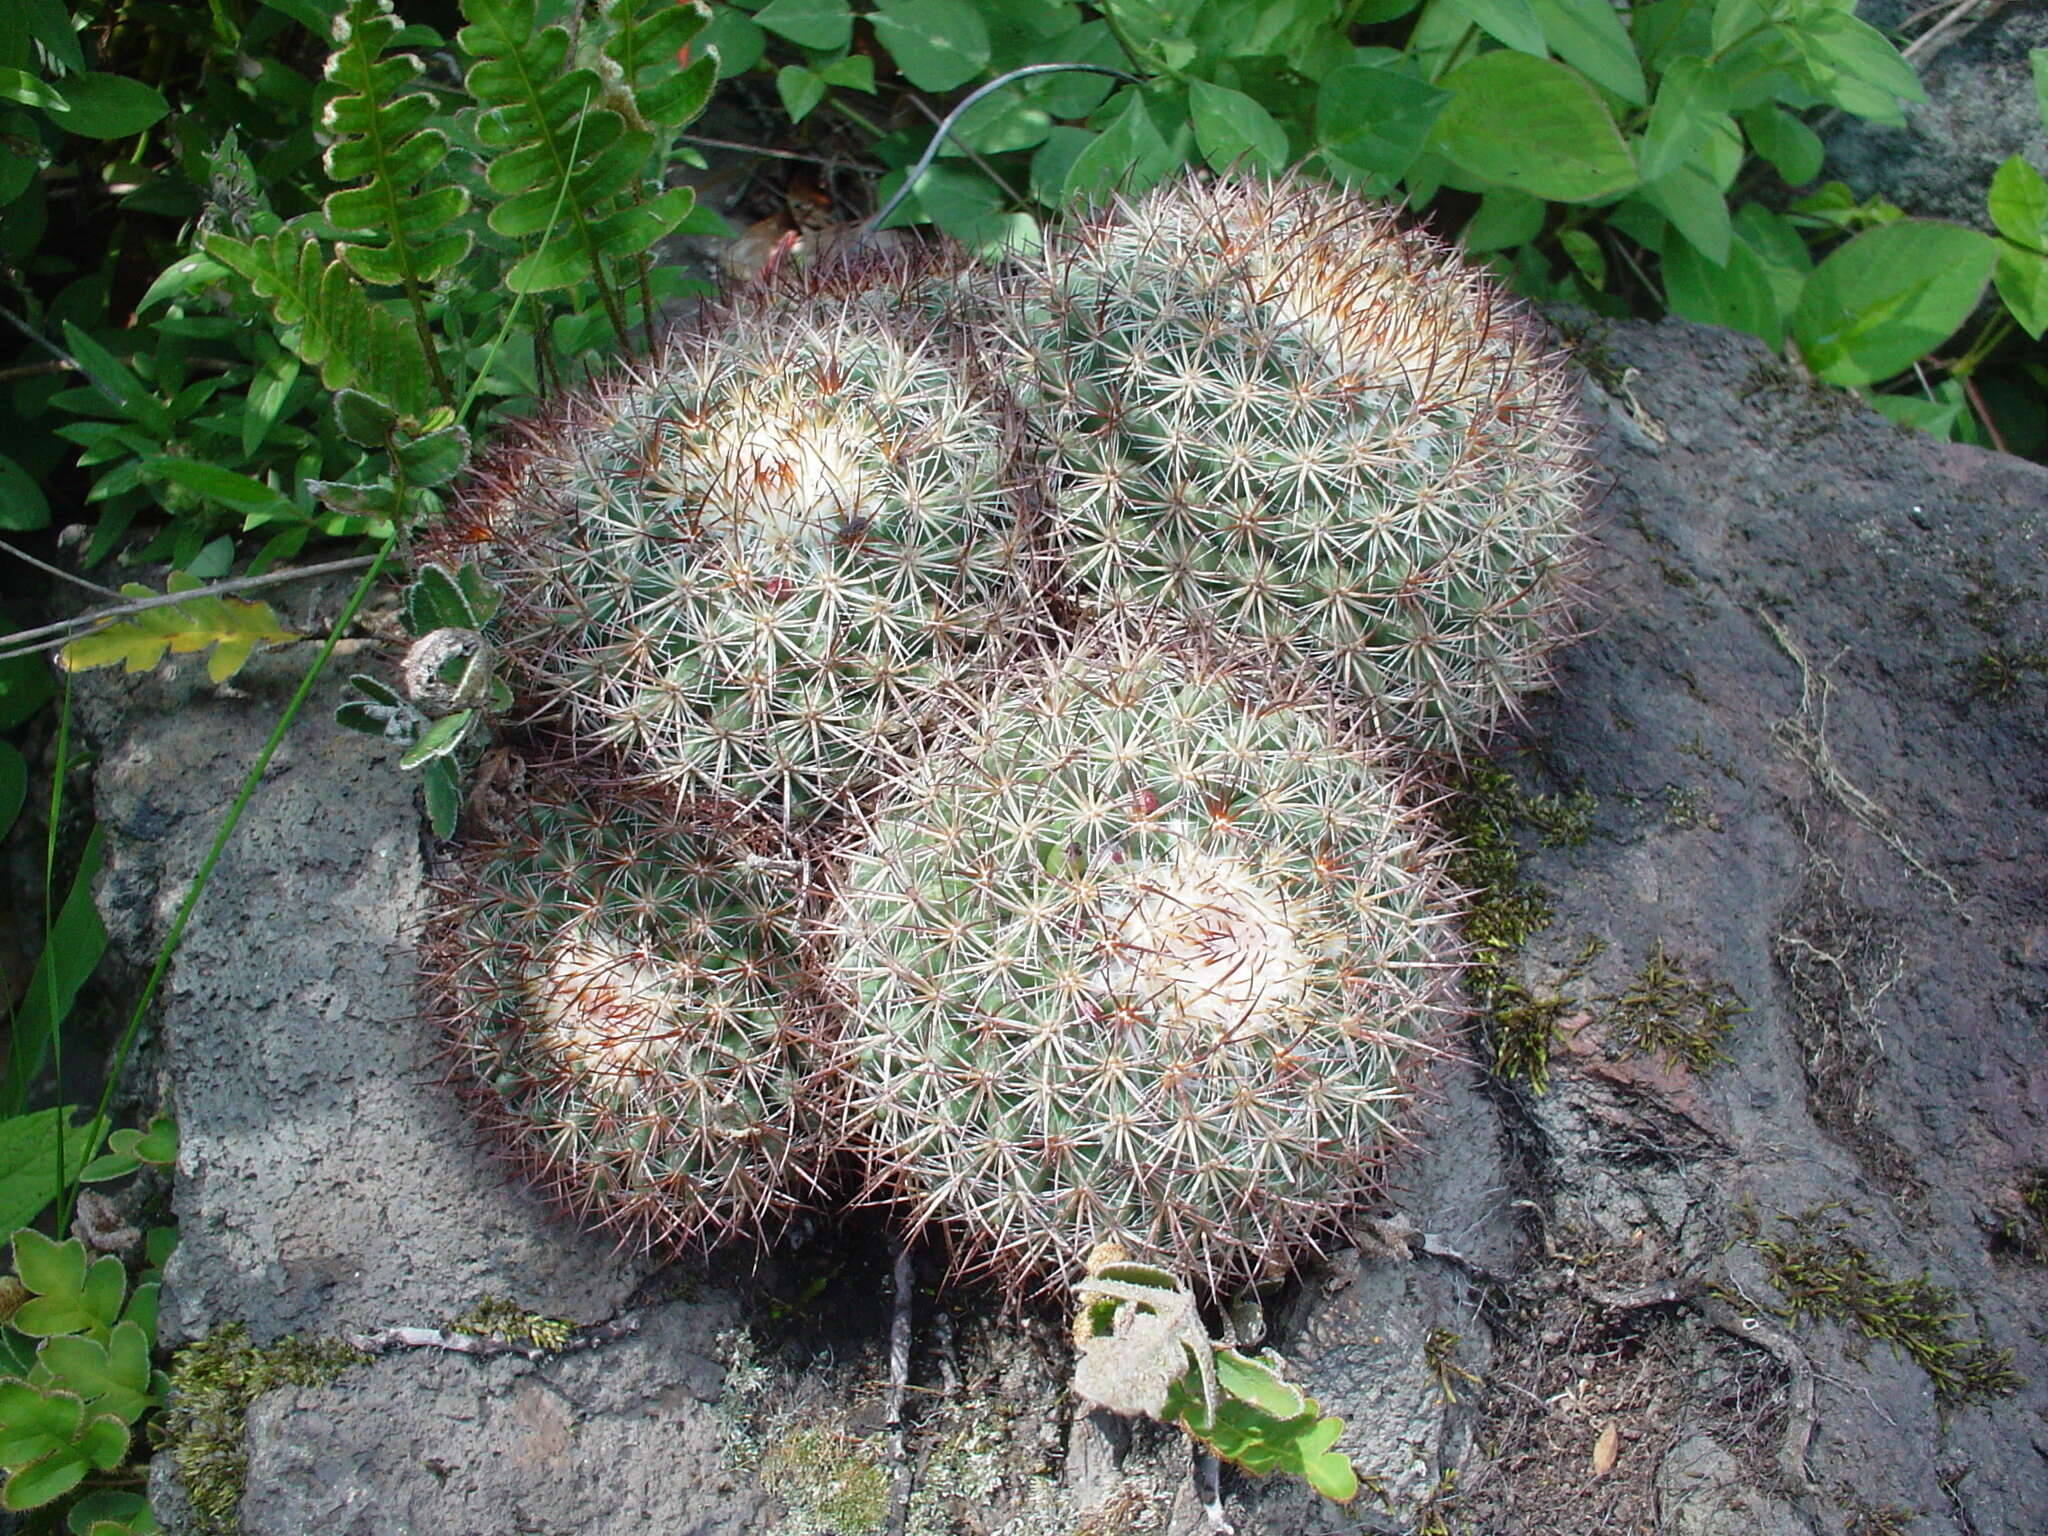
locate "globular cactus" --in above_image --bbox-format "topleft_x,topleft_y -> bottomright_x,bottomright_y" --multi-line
433,247 -> 1034,816
421,776 -> 819,1249
993,173 -> 1590,755
826,629 -> 1462,1291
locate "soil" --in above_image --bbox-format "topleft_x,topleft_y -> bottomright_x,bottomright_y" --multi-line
75,313 -> 2048,1536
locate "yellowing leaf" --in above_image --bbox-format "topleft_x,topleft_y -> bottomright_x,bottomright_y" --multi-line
59,582 -> 297,684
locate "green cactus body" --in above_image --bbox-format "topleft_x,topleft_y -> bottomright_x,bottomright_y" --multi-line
440,250 -> 1031,815
423,780 -> 817,1248
828,632 -> 1460,1290
997,174 -> 1589,754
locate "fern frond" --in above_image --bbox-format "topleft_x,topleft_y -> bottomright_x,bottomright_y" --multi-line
322,0 -> 473,401
601,0 -> 717,128
459,0 -> 700,346
203,228 -> 436,427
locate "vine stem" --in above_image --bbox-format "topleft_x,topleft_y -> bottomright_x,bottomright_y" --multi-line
58,533 -> 399,1235
864,63 -> 1138,236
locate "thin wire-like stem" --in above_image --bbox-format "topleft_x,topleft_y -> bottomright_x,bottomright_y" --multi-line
0,556 -> 381,665
865,63 -> 1138,236
59,533 -> 400,1234
0,539 -> 121,598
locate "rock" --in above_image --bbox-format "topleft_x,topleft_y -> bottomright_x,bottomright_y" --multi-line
235,1298 -> 764,1536
1824,1 -> 2048,228
1656,1435 -> 1810,1536
76,642 -> 656,1350
83,317 -> 2048,1534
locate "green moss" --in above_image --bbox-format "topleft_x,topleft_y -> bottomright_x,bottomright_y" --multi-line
1994,1168 -> 2048,1264
759,1426 -> 892,1536
1966,646 -> 2048,701
1423,1327 -> 1479,1405
446,1296 -> 572,1353
1443,767 -> 1598,1091
1759,1211 -> 2022,1405
1601,942 -> 1743,1075
163,1324 -> 371,1534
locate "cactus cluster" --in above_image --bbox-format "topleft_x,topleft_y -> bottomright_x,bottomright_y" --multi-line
422,777 -> 817,1248
436,246 -> 1032,814
829,631 -> 1459,1287
418,171 -> 1589,1292
998,176 -> 1589,753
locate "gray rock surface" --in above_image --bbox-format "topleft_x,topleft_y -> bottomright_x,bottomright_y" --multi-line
237,1298 -> 763,1536
1826,1 -> 2048,228
1657,1435 -> 1809,1536
78,642 -> 656,1352
85,316 -> 2048,1535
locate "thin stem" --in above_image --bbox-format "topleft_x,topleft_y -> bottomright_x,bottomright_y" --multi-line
864,63 -> 1138,235
909,94 -> 1027,207
59,533 -> 400,1234
44,677 -> 71,1213
0,540 -> 122,598
678,133 -> 883,173
0,556 -> 380,665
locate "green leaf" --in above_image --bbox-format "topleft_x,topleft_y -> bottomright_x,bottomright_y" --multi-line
422,756 -> 461,839
1797,12 -> 1923,127
49,1321 -> 154,1422
0,1110 -> 89,1233
1188,80 -> 1286,173
1452,0 -> 1544,57
776,64 -> 827,123
3,1442 -> 90,1512
1064,88 -> 1174,203
143,459 -> 300,524
1528,0 -> 1644,104
1792,219 -> 1997,386
1430,51 -> 1635,203
11,1231 -> 85,1312
1315,61 -> 1446,179
1864,389 -> 1965,439
392,425 -> 470,488
323,0 -> 474,325
204,231 -> 434,422
0,455 -> 49,531
1558,227 -> 1605,288
398,710 -> 475,770
0,68 -> 67,113
701,7 -> 766,77
1740,104 -> 1822,186
1664,231 -> 1782,347
406,563 -> 478,632
1638,55 -> 1729,183
1994,243 -> 2048,339
2,832 -> 105,1118
1643,161 -> 1730,265
871,0 -> 993,93
41,73 -> 167,139
752,0 -> 851,50
1988,154 -> 2048,252
1460,185 -> 1545,252
604,0 -> 717,126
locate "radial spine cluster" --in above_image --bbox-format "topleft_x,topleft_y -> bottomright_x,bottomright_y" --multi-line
998,175 -> 1589,753
422,778 -> 816,1249
445,248 -> 1031,813
827,631 -> 1461,1288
